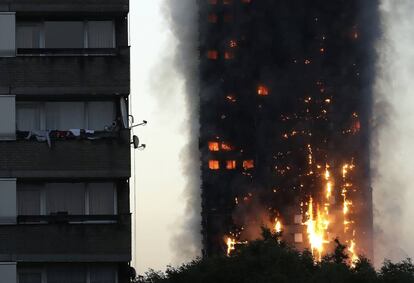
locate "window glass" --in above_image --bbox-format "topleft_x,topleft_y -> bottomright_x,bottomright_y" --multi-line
16,103 -> 42,131
18,272 -> 42,283
88,183 -> 115,215
87,21 -> 114,48
0,13 -> 15,57
45,21 -> 84,48
48,265 -> 86,283
46,183 -> 85,215
16,23 -> 41,49
87,102 -> 115,130
46,102 -> 85,130
90,265 -> 117,283
17,184 -> 42,215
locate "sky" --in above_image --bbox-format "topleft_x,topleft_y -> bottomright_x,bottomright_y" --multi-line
130,0 -> 193,273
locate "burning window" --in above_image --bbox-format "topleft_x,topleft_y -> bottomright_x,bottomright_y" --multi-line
294,214 -> 302,224
226,94 -> 237,103
221,142 -> 233,151
243,160 -> 254,170
226,160 -> 236,170
208,13 -> 218,23
224,51 -> 234,60
294,233 -> 303,243
209,160 -> 220,170
257,85 -> 269,96
207,50 -> 218,60
208,141 -> 220,151
229,40 -> 237,48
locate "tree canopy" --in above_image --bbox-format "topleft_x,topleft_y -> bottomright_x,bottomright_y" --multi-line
135,229 -> 414,283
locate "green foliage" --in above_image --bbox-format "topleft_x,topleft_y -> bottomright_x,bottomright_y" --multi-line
134,229 -> 414,283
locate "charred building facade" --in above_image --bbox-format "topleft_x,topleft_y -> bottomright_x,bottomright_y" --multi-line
199,0 -> 377,261
0,1 -> 131,282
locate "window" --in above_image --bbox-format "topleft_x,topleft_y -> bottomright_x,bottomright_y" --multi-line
0,13 -> 15,57
208,142 -> 220,151
17,184 -> 42,215
16,20 -> 115,50
90,265 -> 117,283
17,182 -> 116,216
48,265 -> 87,283
226,160 -> 236,170
0,95 -> 16,140
294,214 -> 303,224
16,102 -> 44,131
88,183 -> 116,215
16,101 -> 116,131
45,21 -> 85,48
18,268 -> 43,283
294,233 -> 303,243
19,265 -> 117,283
207,50 -> 218,60
242,160 -> 254,170
16,23 -> 42,49
0,179 -> 17,224
46,183 -> 86,215
209,160 -> 220,170
87,21 -> 115,48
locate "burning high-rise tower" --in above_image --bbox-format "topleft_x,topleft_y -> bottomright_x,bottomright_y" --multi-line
199,0 -> 377,262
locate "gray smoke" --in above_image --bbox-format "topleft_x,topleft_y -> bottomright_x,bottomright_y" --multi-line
373,0 -> 414,266
163,0 -> 203,264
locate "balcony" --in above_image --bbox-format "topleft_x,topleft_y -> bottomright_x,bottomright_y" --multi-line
0,214 -> 131,262
0,47 -> 130,96
0,130 -> 131,178
0,0 -> 129,14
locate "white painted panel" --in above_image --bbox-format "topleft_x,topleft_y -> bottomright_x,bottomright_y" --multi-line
0,179 -> 16,224
0,13 -> 15,57
0,96 -> 16,140
0,263 -> 16,283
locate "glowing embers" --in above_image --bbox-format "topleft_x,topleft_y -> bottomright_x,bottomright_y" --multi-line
224,51 -> 235,60
226,160 -> 237,170
208,13 -> 218,23
257,85 -> 269,96
242,160 -> 254,170
229,39 -> 237,48
226,94 -> 237,103
304,59 -> 312,65
207,50 -> 218,60
208,160 -> 220,170
208,141 -> 220,152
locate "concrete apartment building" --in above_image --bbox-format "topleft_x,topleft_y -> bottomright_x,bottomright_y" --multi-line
0,1 -> 132,282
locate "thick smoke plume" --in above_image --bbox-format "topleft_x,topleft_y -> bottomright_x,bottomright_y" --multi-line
373,0 -> 414,265
164,0 -> 202,264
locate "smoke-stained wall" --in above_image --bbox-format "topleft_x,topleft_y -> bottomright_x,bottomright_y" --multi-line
199,0 -> 378,259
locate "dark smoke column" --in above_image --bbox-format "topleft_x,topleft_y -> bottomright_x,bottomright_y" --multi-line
198,0 -> 377,260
